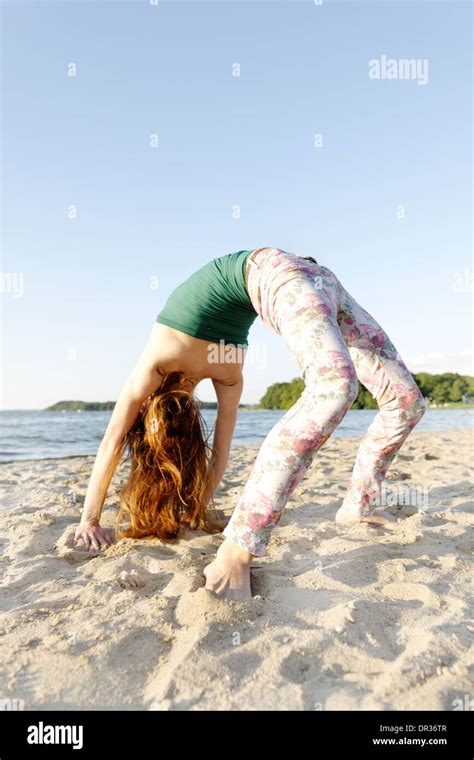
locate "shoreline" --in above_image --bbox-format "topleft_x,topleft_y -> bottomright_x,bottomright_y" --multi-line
2,404 -> 474,412
0,426 -> 472,467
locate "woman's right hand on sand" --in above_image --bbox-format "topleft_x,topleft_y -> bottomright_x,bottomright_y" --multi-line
74,520 -> 114,551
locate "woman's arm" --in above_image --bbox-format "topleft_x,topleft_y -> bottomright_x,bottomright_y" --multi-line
205,376 -> 243,503
74,353 -> 164,549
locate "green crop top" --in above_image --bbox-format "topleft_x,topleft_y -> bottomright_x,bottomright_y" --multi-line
155,249 -> 258,346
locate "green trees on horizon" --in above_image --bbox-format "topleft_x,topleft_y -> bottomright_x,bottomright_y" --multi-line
258,372 -> 474,410
46,400 -> 116,412
414,372 -> 474,404
46,373 -> 474,412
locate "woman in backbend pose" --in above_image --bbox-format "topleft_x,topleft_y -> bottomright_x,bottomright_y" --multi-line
74,248 -> 426,600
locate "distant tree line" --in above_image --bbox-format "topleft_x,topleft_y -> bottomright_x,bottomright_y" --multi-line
45,373 -> 474,413
46,400 -> 116,411
46,399 -> 240,412
258,373 -> 474,410
414,372 -> 474,404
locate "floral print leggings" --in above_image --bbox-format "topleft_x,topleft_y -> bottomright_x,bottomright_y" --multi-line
222,248 -> 426,557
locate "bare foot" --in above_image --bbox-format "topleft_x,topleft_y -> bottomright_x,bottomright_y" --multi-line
335,506 -> 397,527
203,539 -> 254,601
335,505 -> 360,525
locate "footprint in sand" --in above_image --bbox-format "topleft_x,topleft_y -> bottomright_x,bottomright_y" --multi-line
222,650 -> 263,678
279,650 -> 321,685
380,582 -> 440,608
151,545 -> 178,559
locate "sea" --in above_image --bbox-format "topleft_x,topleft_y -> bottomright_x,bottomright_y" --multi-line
0,408 -> 472,463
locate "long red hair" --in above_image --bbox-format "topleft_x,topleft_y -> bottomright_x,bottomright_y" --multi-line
115,371 -> 223,541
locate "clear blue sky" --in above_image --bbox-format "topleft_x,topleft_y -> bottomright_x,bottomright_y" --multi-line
2,0 -> 472,410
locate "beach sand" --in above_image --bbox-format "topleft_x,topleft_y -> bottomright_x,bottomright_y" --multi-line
0,429 -> 472,711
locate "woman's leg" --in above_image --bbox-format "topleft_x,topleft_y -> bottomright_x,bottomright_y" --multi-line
220,268 -> 359,558
334,278 -> 426,523
204,262 -> 425,599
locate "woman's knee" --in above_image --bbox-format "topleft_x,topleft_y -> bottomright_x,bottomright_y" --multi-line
396,384 -> 427,424
410,387 -> 427,421
305,365 -> 358,413
342,371 -> 359,410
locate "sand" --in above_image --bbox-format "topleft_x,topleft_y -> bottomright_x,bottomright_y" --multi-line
0,429 -> 472,711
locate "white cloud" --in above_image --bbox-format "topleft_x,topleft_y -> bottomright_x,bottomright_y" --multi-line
406,349 -> 473,375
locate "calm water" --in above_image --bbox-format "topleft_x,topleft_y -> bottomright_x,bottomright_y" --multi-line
0,408 -> 472,463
